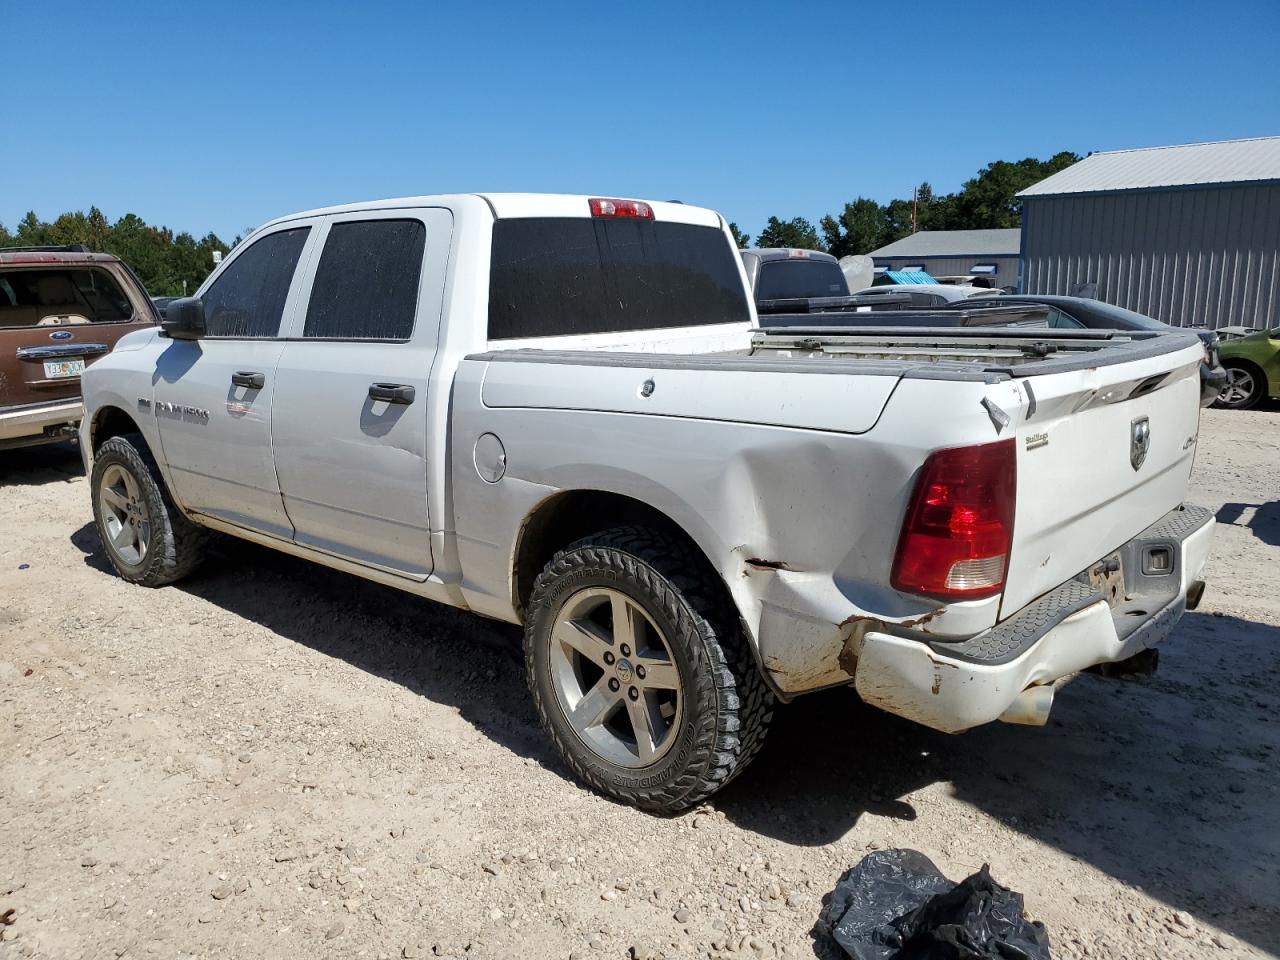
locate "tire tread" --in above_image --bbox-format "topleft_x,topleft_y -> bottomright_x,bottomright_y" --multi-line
524,525 -> 773,812
92,433 -> 208,586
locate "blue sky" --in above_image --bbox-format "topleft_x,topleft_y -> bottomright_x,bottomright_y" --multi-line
6,0 -> 1280,243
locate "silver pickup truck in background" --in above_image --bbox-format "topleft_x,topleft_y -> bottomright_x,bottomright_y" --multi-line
78,194 -> 1214,811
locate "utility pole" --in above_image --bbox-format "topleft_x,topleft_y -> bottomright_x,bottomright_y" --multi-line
912,185 -> 918,234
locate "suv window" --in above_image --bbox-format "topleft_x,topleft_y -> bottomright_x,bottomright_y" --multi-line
202,227 -> 309,337
755,259 -> 848,301
304,219 -> 426,339
0,267 -> 134,328
489,218 -> 750,339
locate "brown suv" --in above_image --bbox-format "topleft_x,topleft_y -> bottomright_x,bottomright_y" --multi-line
0,245 -> 158,449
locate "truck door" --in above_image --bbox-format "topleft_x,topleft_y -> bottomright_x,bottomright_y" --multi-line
153,225 -> 313,539
269,209 -> 452,577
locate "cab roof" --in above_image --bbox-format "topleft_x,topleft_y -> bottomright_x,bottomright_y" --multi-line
254,193 -> 724,235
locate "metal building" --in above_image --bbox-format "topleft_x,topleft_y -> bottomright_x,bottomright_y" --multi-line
868,229 -> 1021,289
1018,137 -> 1280,330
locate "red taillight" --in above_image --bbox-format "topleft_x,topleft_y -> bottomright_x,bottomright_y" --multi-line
589,198 -> 654,220
891,439 -> 1016,600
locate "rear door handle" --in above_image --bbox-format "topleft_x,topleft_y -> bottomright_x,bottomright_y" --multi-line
232,371 -> 265,389
369,382 -> 415,405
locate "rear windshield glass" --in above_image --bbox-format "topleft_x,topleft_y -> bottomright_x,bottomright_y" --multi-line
0,268 -> 134,328
755,259 -> 849,301
488,218 -> 750,339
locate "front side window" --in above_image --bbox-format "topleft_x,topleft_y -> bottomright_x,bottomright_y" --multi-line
488,218 -> 750,339
202,227 -> 309,337
304,219 -> 426,339
0,267 -> 134,328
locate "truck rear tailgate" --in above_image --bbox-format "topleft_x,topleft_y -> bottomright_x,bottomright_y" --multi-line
1001,341 -> 1203,615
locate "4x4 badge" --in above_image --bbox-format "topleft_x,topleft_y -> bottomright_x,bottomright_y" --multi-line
1130,416 -> 1151,471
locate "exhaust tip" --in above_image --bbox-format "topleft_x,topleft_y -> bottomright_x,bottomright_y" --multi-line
1186,579 -> 1207,611
998,684 -> 1054,727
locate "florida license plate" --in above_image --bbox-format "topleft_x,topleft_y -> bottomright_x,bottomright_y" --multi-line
43,359 -> 86,379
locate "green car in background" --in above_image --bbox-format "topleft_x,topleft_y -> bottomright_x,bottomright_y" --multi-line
1215,325 -> 1280,409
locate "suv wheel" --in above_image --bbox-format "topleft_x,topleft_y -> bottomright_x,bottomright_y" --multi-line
524,526 -> 773,812
91,433 -> 208,586
1215,362 -> 1264,410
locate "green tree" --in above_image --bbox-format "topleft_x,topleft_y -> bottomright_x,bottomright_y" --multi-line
15,211 -> 48,246
728,222 -> 751,248
951,152 -> 1080,228
820,197 -> 888,257
756,216 -> 823,251
2,208 -> 231,297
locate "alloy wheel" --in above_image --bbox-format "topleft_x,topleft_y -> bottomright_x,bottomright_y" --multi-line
1218,367 -> 1257,407
98,463 -> 151,566
548,586 -> 683,768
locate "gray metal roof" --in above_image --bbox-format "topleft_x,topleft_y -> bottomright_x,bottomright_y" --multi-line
867,229 -> 1021,258
1018,137 -> 1280,197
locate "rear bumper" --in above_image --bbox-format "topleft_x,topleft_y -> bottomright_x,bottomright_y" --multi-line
0,399 -> 82,448
853,504 -> 1215,733
1200,363 -> 1228,407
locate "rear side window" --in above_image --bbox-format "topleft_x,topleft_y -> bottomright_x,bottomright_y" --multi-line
304,219 -> 426,339
488,218 -> 750,339
0,267 -> 134,327
755,260 -> 848,301
202,227 -> 309,337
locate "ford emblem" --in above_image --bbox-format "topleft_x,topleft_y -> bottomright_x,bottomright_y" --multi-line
49,330 -> 73,340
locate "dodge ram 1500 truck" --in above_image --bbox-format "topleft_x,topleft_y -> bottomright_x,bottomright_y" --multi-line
78,193 -> 1215,812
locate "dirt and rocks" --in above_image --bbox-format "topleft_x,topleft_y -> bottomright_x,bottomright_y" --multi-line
1,405 -> 1278,960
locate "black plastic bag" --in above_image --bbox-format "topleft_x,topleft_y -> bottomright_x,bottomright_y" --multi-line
820,849 -> 1051,960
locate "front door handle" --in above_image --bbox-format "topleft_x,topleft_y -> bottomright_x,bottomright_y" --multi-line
369,382 -> 415,405
232,371 -> 265,389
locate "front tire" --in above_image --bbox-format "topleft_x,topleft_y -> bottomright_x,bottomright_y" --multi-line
90,433 -> 208,586
1214,362 -> 1264,410
524,526 -> 773,812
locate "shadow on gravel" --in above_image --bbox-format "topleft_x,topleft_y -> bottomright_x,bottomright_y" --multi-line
66,516 -> 1280,952
719,610 -> 1280,953
1216,500 -> 1280,547
69,521 -> 555,766
0,440 -> 83,487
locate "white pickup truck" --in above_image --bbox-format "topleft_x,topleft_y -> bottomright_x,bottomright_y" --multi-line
79,194 -> 1214,811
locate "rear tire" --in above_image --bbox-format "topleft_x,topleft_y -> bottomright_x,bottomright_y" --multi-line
524,526 -> 773,813
1214,362 -> 1264,410
90,433 -> 208,586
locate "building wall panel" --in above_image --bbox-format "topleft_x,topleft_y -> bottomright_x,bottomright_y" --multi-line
1022,183 -> 1280,329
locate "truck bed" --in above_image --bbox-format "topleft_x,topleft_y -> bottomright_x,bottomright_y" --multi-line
473,326 -> 1202,379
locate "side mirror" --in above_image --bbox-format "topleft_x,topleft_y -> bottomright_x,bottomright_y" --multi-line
161,297 -> 206,340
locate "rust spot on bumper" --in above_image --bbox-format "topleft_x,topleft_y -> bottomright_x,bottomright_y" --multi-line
836,608 -> 945,678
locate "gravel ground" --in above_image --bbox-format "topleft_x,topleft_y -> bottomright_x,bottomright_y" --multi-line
1,404 -> 1278,960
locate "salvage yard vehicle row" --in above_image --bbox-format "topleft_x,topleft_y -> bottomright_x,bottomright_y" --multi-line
78,193 -> 1213,811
